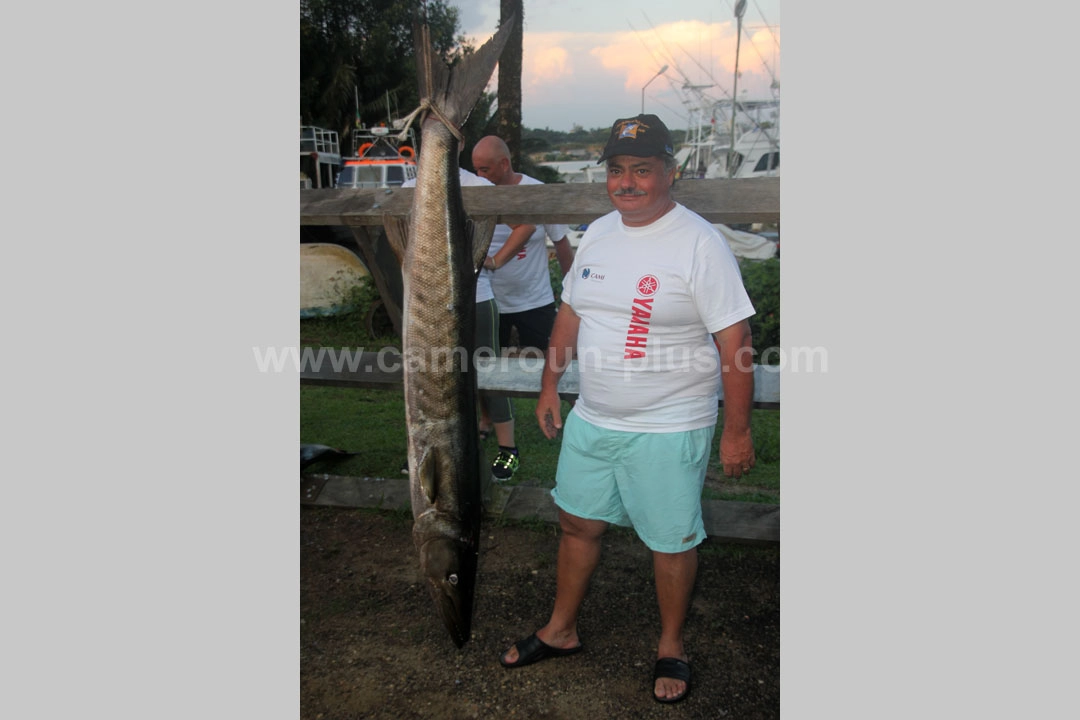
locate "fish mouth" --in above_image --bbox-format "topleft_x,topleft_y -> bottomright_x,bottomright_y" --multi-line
428,579 -> 473,648
419,536 -> 478,647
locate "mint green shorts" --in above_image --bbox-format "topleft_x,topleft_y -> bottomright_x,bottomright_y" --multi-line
550,412 -> 715,553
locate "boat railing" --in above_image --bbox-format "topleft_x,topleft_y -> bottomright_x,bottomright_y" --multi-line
300,126 -> 341,158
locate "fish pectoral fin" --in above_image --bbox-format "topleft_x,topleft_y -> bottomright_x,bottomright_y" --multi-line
382,213 -> 410,265
468,216 -> 497,272
418,446 -> 439,505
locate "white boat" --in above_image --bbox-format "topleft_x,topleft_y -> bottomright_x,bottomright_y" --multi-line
539,160 -> 608,184
300,243 -> 370,318
333,123 -> 418,189
539,100 -> 778,185
725,125 -> 779,179
675,98 -> 779,180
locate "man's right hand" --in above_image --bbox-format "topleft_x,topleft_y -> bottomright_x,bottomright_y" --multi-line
535,389 -> 563,439
536,302 -> 580,440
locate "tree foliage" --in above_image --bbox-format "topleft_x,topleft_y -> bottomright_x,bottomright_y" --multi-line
739,258 -> 780,363
300,0 -> 471,149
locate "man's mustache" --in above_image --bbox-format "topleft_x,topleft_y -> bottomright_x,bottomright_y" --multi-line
611,189 -> 647,196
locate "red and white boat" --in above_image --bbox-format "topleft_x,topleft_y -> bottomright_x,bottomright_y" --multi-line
334,124 -> 418,189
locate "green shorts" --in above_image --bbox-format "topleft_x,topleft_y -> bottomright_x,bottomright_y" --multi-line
550,412 -> 715,553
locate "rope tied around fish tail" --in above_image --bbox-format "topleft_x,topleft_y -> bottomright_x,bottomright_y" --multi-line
393,99 -> 465,146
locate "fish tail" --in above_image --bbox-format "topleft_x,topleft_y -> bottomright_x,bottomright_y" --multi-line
413,15 -> 517,130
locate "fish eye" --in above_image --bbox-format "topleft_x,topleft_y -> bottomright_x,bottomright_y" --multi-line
448,573 -> 459,585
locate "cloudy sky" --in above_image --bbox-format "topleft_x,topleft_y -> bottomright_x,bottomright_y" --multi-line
454,0 -> 781,132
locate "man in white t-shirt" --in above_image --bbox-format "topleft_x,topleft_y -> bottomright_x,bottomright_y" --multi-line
472,136 -> 575,356
497,115 -> 757,706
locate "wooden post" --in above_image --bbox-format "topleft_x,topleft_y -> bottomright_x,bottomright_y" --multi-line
348,226 -> 404,338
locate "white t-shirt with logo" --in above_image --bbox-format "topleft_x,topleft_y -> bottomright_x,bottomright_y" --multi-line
561,203 -> 755,432
403,169 -> 495,303
488,174 -> 569,313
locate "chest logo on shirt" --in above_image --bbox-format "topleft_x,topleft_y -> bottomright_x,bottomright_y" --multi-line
624,277 -> 658,359
581,267 -> 605,281
637,274 -> 659,295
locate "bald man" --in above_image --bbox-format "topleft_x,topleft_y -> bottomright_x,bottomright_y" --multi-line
472,135 -> 575,357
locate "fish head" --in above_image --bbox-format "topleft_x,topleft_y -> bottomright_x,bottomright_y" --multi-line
417,534 -> 478,648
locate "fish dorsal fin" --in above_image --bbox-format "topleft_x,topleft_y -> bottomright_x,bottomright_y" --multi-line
382,213 -> 410,266
418,446 -> 438,505
468,216 -> 496,273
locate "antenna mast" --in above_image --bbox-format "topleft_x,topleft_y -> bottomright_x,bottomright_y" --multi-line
729,0 -> 747,178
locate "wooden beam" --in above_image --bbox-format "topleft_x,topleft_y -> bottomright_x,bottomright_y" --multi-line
301,474 -> 779,545
300,176 -> 779,226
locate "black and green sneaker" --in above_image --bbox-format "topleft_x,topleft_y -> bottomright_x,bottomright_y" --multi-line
491,448 -> 520,482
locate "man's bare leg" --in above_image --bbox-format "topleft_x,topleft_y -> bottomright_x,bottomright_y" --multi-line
501,510 -> 606,663
652,547 -> 697,701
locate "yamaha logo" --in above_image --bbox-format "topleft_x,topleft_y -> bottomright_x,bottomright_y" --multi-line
637,274 -> 659,296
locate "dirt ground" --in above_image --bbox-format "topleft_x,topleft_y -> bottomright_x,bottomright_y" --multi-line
300,504 -> 779,719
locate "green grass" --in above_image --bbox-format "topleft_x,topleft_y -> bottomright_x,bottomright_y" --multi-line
717,406 -> 781,501
300,299 -> 779,504
300,386 -> 408,478
299,316 -> 399,351
301,384 -> 779,502
300,389 -> 584,484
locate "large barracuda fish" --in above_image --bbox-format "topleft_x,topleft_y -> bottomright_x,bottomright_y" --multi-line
382,17 -> 514,648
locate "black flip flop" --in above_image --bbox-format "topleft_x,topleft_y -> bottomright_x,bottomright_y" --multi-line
653,657 -> 691,703
500,633 -> 583,669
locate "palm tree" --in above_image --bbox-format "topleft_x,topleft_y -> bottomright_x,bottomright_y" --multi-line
495,0 -> 524,167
